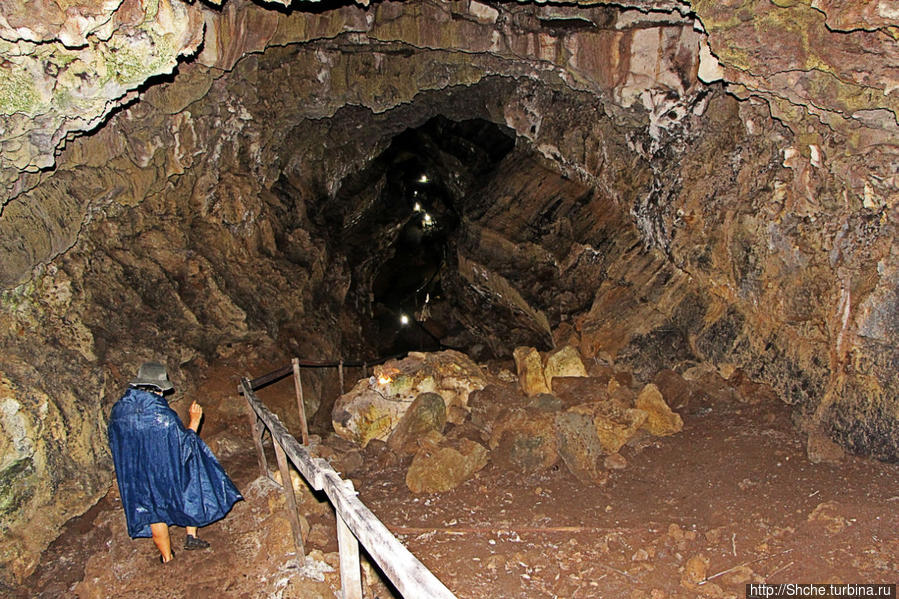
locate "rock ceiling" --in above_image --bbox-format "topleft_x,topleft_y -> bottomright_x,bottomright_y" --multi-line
0,0 -> 897,590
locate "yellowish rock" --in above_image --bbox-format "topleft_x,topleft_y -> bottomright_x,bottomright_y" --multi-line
635,383 -> 683,436
543,345 -> 588,387
513,346 -> 550,396
594,405 -> 648,453
332,350 -> 486,446
405,438 -> 488,494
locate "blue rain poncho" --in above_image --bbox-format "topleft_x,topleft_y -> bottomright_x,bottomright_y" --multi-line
108,387 -> 242,538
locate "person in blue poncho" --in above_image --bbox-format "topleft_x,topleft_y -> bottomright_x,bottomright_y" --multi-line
108,362 -> 242,563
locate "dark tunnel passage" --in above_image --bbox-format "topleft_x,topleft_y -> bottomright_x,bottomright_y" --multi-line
326,116 -> 517,357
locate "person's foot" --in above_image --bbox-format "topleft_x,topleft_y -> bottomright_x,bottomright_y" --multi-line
159,551 -> 175,564
184,535 -> 210,550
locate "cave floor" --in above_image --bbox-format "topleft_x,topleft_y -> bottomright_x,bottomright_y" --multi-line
17,355 -> 899,599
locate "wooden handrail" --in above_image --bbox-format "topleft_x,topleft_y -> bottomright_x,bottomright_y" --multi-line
245,352 -> 410,391
240,378 -> 457,599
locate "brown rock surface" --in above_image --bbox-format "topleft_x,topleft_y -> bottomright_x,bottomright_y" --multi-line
405,438 -> 489,494
513,346 -> 551,396
1,0 -> 898,586
594,405 -> 650,454
387,392 -> 447,456
489,409 -> 559,473
636,384 -> 684,437
554,410 -> 609,486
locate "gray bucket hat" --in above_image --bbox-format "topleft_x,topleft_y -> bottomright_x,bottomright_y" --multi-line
130,362 -> 174,392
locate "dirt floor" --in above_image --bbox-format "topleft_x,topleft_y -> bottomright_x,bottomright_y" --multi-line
13,355 -> 899,599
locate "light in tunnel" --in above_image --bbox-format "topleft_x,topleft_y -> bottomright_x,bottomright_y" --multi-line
418,174 -> 429,183
413,202 -> 422,212
399,313 -> 410,326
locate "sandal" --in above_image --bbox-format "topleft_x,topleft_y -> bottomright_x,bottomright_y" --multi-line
159,551 -> 175,564
184,535 -> 210,550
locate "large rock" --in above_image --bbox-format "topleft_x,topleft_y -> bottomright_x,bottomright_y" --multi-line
387,392 -> 447,456
513,346 -> 550,396
467,384 -> 529,441
636,383 -> 684,436
543,346 -> 588,387
554,410 -> 608,485
405,438 -> 488,494
593,404 -> 649,454
332,350 -> 485,446
489,409 -> 559,473
552,376 -> 632,409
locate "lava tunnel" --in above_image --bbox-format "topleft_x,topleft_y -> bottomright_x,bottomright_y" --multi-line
1,0 -> 898,596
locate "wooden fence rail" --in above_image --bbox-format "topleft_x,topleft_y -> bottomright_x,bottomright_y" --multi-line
239,377 -> 457,599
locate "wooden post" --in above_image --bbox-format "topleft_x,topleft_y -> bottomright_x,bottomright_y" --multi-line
338,359 -> 345,395
242,386 -> 269,479
336,507 -> 363,599
273,437 -> 306,560
291,358 -> 309,446
362,362 -> 367,378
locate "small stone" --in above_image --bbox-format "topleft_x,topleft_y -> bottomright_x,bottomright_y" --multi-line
720,565 -> 754,585
681,554 -> 709,586
806,427 -> 844,464
603,453 -> 628,470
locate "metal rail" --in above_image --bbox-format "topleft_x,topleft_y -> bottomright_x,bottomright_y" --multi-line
240,377 -> 457,599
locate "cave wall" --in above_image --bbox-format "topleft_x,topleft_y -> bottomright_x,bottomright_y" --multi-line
0,0 -> 897,588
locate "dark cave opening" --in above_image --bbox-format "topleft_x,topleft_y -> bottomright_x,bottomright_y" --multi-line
328,116 -> 517,357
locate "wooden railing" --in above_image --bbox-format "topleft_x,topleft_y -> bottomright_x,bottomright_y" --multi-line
239,366 -> 457,599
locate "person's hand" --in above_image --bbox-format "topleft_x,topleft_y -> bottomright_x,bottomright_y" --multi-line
189,401 -> 203,432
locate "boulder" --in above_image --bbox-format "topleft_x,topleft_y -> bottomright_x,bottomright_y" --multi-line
652,369 -> 695,410
593,405 -> 649,454
489,409 -> 559,473
387,392 -> 447,456
332,350 -> 486,446
554,411 -> 608,485
513,346 -> 550,396
468,384 -> 528,441
543,346 -> 587,387
636,383 -> 683,436
405,438 -> 488,494
551,376 -> 613,407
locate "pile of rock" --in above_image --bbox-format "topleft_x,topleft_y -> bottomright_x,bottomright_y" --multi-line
332,347 -> 687,493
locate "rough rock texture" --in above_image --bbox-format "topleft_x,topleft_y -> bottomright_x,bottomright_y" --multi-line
405,437 -> 488,494
513,346 -> 551,396
387,391 -> 447,456
489,408 -> 559,473
332,350 -> 485,446
543,345 -> 588,386
554,410 -> 609,486
0,0 -> 898,587
635,383 -> 684,437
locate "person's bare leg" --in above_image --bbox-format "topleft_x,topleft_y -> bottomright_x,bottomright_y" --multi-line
186,526 -> 197,538
151,522 -> 173,562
